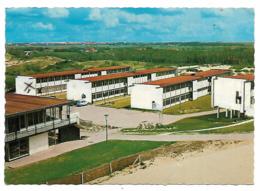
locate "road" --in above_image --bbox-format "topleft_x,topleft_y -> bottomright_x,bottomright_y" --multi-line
72,105 -> 217,128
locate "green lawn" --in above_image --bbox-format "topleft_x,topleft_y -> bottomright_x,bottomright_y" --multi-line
95,96 -> 130,109
5,140 -> 170,184
121,112 -> 250,134
200,121 -> 254,134
163,95 -> 212,115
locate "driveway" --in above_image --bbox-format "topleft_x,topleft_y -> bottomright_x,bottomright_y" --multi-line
72,105 -> 217,128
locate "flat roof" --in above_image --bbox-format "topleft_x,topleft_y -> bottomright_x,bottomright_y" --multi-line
30,70 -> 84,79
80,68 -> 177,82
144,75 -> 201,87
29,66 -> 130,79
224,74 -> 254,81
194,69 -> 231,78
87,65 -> 130,72
5,93 -> 70,116
133,67 -> 176,75
81,72 -> 134,82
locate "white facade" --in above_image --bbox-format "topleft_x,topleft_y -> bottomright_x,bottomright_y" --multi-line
16,76 -> 37,96
67,78 -> 128,103
67,80 -> 92,102
67,69 -> 177,103
15,67 -> 130,96
29,132 -> 49,155
131,81 -> 194,111
212,76 -> 254,117
131,84 -> 163,110
192,78 -> 211,100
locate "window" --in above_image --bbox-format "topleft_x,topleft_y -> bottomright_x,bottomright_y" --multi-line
235,91 -> 242,104
181,95 -> 186,100
7,138 -> 29,160
103,81 -> 108,86
251,96 -> 255,104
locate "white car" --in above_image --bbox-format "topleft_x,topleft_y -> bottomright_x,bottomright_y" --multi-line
76,99 -> 89,107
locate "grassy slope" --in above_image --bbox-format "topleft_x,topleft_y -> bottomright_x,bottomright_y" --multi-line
122,113 -> 250,134
163,95 -> 212,115
5,140 -> 170,184
200,121 -> 254,134
95,96 -> 131,109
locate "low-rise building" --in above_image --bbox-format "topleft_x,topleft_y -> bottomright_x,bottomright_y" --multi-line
130,69 -> 231,111
131,75 -> 201,111
67,67 -> 177,102
192,69 -> 231,99
211,74 -> 254,117
15,66 -> 131,96
5,93 -> 79,161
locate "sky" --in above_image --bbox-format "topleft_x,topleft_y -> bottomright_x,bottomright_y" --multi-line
6,8 -> 254,43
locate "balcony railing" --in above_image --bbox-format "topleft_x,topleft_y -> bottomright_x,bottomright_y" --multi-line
5,116 -> 78,142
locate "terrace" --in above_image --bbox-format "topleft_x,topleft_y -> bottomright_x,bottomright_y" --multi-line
5,94 -> 77,142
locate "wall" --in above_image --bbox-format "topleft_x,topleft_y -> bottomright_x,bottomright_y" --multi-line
131,84 -> 163,110
16,76 -> 37,96
67,80 -> 92,102
58,125 -> 80,143
212,77 -> 251,113
192,79 -> 209,100
244,81 -> 254,117
29,132 -> 49,155
127,76 -> 135,94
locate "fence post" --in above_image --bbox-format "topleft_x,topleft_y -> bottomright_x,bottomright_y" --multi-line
109,162 -> 113,175
81,172 -> 84,184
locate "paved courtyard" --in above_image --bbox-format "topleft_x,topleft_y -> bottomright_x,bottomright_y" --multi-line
72,105 -> 217,128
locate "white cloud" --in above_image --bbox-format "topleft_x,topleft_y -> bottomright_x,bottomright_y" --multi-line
44,8 -> 69,18
34,22 -> 54,30
89,8 -> 102,20
88,9 -> 153,28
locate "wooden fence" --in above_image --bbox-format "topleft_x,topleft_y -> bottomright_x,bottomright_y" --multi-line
47,143 -> 180,185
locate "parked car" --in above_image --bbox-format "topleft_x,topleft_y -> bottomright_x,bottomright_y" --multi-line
76,99 -> 88,107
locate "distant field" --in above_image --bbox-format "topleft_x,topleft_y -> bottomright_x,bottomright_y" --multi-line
5,140 -> 170,184
163,95 -> 212,115
5,43 -> 254,91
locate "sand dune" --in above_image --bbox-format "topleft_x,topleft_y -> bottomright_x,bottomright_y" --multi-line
98,140 -> 253,185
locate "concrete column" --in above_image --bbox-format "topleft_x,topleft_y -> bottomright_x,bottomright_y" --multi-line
238,111 -> 241,118
217,107 -> 220,118
230,109 -> 233,119
225,109 -> 228,118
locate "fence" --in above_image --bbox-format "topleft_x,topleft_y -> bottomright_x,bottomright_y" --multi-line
47,144 -> 175,185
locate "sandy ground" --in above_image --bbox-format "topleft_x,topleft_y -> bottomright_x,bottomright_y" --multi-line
97,140 -> 253,185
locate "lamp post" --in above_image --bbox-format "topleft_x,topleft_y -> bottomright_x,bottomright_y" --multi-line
152,101 -> 161,124
104,114 -> 109,141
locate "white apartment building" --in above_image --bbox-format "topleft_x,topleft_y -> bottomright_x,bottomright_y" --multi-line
212,74 -> 254,117
131,69 -> 231,111
131,75 -> 201,111
15,66 -> 131,96
67,68 -> 177,103
192,69 -> 231,99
